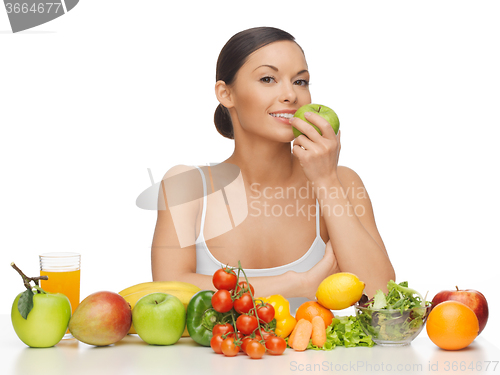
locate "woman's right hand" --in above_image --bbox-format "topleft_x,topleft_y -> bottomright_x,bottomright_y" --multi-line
301,240 -> 340,300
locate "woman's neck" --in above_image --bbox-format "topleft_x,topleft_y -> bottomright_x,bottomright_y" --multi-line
223,138 -> 303,188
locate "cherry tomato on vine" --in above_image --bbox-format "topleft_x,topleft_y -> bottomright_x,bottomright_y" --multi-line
259,327 -> 274,340
211,289 -> 233,313
221,337 -> 239,357
256,302 -> 275,324
236,314 -> 259,335
210,334 -> 224,354
233,292 -> 253,314
212,267 -> 237,290
227,331 -> 244,341
246,340 -> 266,359
241,336 -> 253,353
212,323 -> 234,336
241,334 -> 262,353
265,335 -> 286,355
235,281 -> 255,295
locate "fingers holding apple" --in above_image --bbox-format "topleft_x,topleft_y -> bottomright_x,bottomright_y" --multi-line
292,103 -> 340,138
291,115 -> 324,143
292,104 -> 341,184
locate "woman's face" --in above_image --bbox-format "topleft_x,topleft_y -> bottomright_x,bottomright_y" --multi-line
226,40 -> 311,142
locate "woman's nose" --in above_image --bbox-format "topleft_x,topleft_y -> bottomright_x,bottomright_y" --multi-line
280,82 -> 297,103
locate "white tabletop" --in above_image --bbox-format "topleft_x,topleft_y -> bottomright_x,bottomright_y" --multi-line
2,314 -> 499,375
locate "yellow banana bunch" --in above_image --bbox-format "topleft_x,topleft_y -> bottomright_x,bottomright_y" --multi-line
118,281 -> 201,336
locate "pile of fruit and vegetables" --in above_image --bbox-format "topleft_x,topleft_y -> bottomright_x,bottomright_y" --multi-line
10,260 -> 489,356
7,103 -> 490,354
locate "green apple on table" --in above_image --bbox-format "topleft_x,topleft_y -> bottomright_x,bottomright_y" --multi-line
10,263 -> 71,348
132,292 -> 186,345
292,103 -> 340,138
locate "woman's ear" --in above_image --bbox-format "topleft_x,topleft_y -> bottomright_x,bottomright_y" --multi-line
215,80 -> 234,109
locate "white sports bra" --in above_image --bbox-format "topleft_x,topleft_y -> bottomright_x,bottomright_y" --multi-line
194,165 -> 327,314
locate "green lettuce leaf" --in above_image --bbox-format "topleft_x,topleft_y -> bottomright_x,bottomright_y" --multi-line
372,289 -> 387,309
359,281 -> 431,341
307,315 -> 375,350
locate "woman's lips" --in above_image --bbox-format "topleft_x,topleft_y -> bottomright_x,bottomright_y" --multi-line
269,114 -> 293,125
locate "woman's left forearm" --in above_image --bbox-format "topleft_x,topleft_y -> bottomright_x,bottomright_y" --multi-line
314,176 -> 395,296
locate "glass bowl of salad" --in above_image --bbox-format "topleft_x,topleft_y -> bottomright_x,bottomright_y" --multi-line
354,280 -> 432,346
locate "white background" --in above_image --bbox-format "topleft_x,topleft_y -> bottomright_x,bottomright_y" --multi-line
1,0 -> 498,343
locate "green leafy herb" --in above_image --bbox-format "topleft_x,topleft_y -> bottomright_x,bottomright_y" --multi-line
307,315 -> 375,350
267,318 -> 277,331
18,289 -> 34,319
385,280 -> 425,311
372,289 -> 387,309
357,280 -> 431,342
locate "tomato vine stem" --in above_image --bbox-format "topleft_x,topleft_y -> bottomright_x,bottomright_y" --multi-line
237,260 -> 265,344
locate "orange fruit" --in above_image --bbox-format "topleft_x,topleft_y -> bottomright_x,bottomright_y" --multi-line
426,300 -> 479,350
295,301 -> 334,328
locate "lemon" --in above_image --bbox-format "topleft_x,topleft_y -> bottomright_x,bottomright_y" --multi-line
316,272 -> 365,310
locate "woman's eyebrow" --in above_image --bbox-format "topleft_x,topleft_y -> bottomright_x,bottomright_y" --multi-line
253,64 -> 309,75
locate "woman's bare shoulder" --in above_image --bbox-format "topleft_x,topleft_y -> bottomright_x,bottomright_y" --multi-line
161,164 -> 203,179
159,164 -> 205,208
336,166 -> 372,198
337,165 -> 363,185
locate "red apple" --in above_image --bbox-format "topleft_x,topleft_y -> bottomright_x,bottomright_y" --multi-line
431,287 -> 488,335
69,291 -> 132,346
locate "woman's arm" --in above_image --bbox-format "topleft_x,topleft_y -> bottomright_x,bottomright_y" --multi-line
291,113 -> 394,297
151,165 -> 334,299
313,166 -> 395,297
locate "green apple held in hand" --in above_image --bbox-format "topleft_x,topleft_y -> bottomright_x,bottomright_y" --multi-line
10,263 -> 71,348
132,292 -> 186,345
293,103 -> 340,138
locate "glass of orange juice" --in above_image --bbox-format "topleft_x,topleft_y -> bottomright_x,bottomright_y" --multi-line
39,252 -> 81,339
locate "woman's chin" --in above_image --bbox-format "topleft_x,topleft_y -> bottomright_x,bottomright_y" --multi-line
248,127 -> 295,144
272,128 -> 296,143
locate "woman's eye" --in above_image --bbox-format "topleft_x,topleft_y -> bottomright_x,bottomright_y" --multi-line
260,76 -> 309,86
260,76 -> 275,83
295,79 -> 310,86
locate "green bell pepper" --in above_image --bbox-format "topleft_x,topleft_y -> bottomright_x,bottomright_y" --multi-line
186,290 -> 226,346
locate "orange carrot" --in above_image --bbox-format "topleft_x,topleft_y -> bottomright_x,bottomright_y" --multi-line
288,321 -> 298,348
311,316 -> 327,347
291,318 -> 313,351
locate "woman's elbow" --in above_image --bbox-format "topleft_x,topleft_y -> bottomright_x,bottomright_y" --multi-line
364,266 -> 395,297
386,265 -> 396,284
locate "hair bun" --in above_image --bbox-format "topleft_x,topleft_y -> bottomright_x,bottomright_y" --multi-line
214,104 -> 234,139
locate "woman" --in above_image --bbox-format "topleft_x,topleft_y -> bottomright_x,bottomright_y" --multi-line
151,27 -> 395,311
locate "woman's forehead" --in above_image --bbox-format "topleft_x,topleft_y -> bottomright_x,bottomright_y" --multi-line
242,40 -> 307,71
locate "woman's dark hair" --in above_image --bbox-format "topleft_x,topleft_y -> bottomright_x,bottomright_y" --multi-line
214,27 -> 303,139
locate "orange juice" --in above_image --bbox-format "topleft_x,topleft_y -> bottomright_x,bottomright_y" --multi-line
40,269 -> 80,314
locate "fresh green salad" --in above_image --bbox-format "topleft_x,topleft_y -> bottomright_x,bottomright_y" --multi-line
306,315 -> 375,350
356,280 -> 431,342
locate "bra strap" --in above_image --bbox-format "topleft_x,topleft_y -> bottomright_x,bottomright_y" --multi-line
195,166 -> 208,240
315,199 -> 320,237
